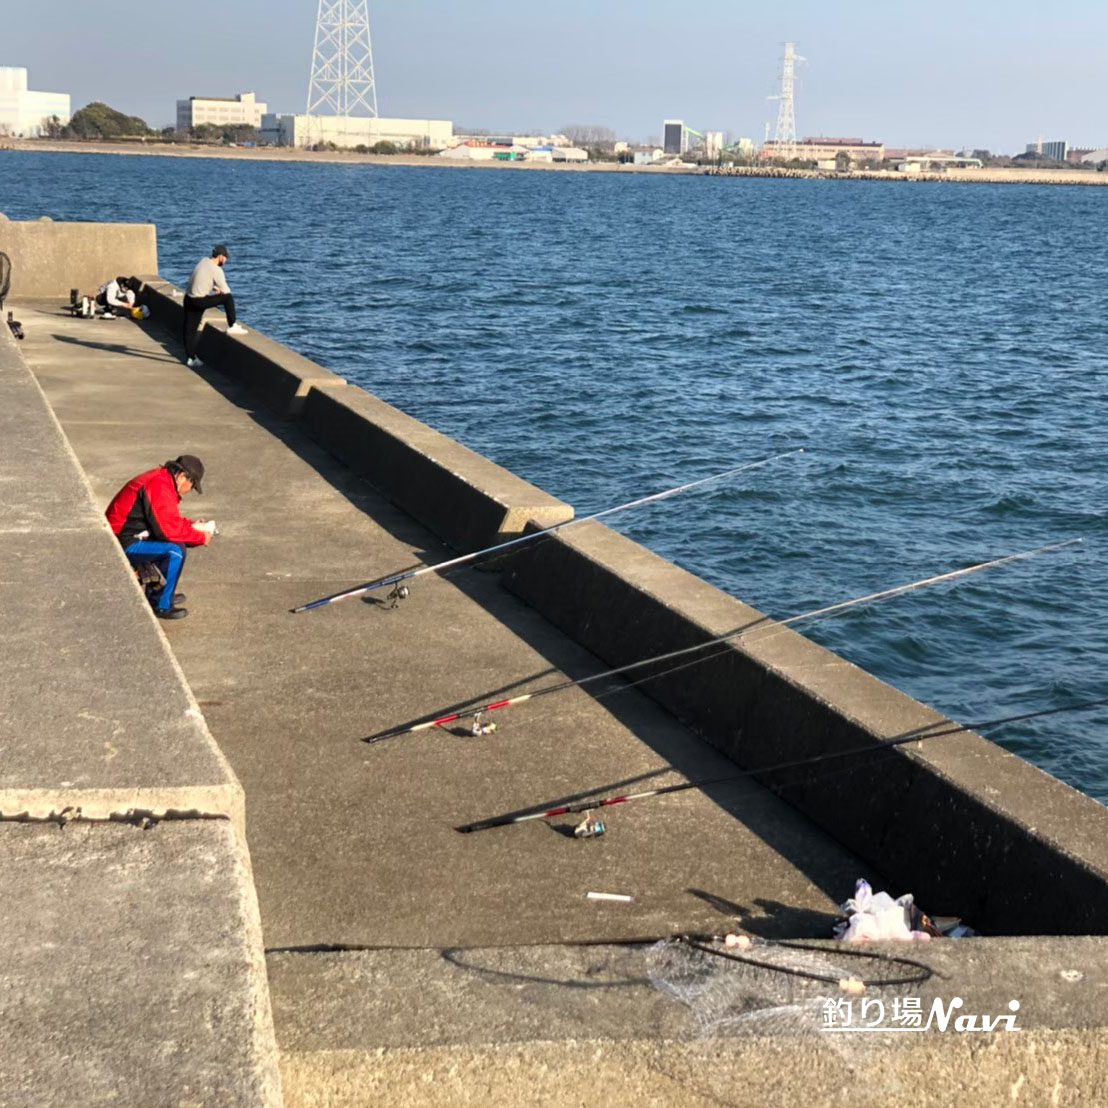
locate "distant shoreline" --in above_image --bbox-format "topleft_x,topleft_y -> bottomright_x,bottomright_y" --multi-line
6,138 -> 1108,186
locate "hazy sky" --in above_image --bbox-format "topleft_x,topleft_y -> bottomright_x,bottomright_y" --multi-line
7,1 -> 1107,151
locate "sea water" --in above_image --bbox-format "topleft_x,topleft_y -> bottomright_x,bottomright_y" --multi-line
4,151 -> 1105,801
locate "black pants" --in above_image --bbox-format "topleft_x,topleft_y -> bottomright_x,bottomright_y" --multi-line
183,292 -> 236,357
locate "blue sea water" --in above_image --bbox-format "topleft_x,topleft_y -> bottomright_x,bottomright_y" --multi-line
3,151 -> 1106,801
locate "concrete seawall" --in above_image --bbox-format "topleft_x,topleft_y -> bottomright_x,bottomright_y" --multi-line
131,255 -> 1108,934
5,215 -> 1108,1106
502,522 -> 1108,934
0,213 -> 157,298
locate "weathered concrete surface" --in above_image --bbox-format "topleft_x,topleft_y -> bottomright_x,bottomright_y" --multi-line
271,940 -> 1108,1107
0,214 -> 157,298
0,821 -> 281,1108
0,315 -> 281,1105
15,301 -> 870,952
0,322 -> 242,828
16,295 -> 1108,1105
504,522 -> 1108,935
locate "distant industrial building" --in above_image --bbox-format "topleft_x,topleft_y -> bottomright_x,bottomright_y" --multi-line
1025,139 -> 1068,161
663,120 -> 685,155
260,113 -> 452,150
0,67 -> 69,137
1081,148 -> 1108,166
763,136 -> 885,163
438,141 -> 586,164
176,92 -> 267,132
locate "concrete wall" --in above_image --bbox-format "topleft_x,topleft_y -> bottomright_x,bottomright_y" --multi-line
143,278 -> 573,552
137,263 -> 1108,935
0,214 -> 157,299
0,323 -> 282,1105
501,523 -> 1108,936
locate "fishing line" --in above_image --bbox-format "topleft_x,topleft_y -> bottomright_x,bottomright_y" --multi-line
367,538 -> 1081,742
292,448 -> 804,612
453,696 -> 1108,832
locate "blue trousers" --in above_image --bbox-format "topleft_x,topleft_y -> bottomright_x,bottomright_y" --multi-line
124,541 -> 187,612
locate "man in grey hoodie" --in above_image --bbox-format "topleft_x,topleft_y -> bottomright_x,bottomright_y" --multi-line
182,244 -> 247,367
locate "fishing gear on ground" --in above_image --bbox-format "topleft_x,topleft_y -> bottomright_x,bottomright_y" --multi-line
367,538 -> 1082,744
291,448 -> 805,613
452,696 -> 1108,833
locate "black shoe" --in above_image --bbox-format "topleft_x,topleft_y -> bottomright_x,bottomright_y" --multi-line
147,590 -> 186,606
155,606 -> 188,620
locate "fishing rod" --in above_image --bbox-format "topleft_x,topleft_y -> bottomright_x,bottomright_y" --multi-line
366,538 -> 1081,742
291,448 -> 805,613
454,696 -> 1108,832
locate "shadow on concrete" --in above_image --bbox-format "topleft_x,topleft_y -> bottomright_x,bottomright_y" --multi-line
51,331 -> 181,364
687,888 -> 840,939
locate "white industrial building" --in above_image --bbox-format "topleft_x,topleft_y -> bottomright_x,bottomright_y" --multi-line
176,92 -> 267,132
0,67 -> 70,137
259,113 -> 452,150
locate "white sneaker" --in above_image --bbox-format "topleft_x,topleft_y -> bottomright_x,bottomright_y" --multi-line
227,322 -> 248,335
186,356 -> 204,368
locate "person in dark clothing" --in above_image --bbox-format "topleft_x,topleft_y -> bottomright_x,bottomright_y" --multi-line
105,455 -> 215,620
182,244 -> 248,368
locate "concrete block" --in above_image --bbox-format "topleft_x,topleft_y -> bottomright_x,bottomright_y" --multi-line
0,327 -> 242,829
503,522 -> 1108,935
0,821 -> 281,1108
196,324 -> 347,418
0,217 -> 157,299
299,384 -> 574,551
138,275 -> 184,334
271,940 -> 1108,1108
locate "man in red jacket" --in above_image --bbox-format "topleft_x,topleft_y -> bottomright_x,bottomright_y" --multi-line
105,455 -> 214,620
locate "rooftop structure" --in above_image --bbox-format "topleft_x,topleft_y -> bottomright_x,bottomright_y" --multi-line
0,67 -> 70,137
176,92 -> 267,133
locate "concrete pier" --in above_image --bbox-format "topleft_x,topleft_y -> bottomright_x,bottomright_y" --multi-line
3,217 -> 1108,1106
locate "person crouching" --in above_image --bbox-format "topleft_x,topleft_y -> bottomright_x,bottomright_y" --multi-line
105,454 -> 215,620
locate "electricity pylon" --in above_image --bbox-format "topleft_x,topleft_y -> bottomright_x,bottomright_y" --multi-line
307,0 -> 379,117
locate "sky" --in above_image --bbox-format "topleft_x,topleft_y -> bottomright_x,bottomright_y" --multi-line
7,1 -> 1108,152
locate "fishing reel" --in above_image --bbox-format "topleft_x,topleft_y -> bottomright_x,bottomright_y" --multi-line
573,810 -> 606,838
471,711 -> 497,736
386,584 -> 410,609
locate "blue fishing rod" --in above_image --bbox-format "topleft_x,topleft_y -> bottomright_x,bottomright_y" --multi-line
291,448 -> 805,613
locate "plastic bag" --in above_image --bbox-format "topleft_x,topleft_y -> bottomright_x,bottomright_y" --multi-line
834,879 -> 932,942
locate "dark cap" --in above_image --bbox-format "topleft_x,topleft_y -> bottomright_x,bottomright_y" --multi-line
211,244 -> 230,259
168,454 -> 205,494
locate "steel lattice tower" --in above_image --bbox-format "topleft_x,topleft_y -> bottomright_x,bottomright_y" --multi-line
307,0 -> 378,116
772,42 -> 800,160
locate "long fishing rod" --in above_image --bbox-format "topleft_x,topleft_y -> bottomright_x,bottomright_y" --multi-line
292,448 -> 805,613
454,696 -> 1108,832
367,538 -> 1081,742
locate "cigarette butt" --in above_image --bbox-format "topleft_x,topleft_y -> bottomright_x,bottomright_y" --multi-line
587,891 -> 634,903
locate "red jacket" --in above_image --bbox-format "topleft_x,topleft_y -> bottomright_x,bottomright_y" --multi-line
106,466 -> 208,546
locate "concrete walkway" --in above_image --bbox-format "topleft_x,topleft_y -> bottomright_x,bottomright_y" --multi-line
18,301 -> 1108,1107
18,301 -> 867,949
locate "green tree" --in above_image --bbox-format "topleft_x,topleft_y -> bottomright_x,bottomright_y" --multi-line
63,102 -> 153,140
